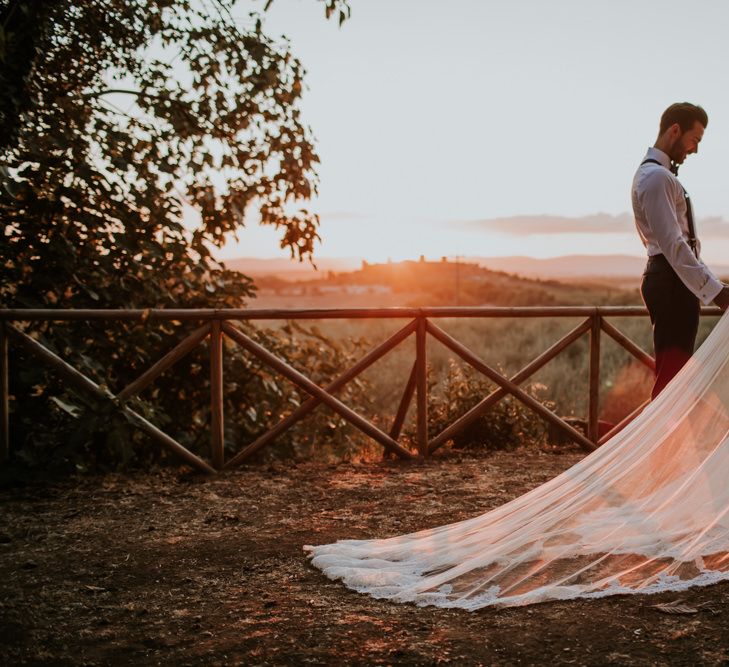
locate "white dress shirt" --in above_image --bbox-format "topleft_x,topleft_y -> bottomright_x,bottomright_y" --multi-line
631,147 -> 723,304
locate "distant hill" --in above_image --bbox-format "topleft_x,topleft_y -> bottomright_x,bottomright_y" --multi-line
249,257 -> 641,309
226,254 -> 729,289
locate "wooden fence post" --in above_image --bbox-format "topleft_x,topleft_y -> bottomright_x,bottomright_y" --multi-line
588,313 -> 601,444
416,316 -> 428,457
1,322 -> 8,463
210,319 -> 224,470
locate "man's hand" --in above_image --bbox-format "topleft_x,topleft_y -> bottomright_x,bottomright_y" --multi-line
713,286 -> 729,311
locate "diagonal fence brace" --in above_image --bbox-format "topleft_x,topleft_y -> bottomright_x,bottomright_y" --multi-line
224,319 -> 417,468
600,319 -> 655,371
425,319 -> 596,452
389,360 -> 417,442
116,324 -> 211,402
429,317 -> 593,452
222,322 -> 415,460
7,324 -> 215,474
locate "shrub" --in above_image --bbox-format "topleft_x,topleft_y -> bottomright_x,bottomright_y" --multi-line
420,359 -> 553,452
8,319 -> 373,472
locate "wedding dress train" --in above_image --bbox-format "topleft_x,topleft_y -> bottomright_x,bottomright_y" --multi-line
305,311 -> 729,609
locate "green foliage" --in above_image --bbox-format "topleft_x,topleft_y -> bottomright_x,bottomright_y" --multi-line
0,0 -> 353,471
0,0 -> 354,293
11,320 -> 371,471
415,359 -> 552,452
218,320 -> 373,462
317,316 -> 654,426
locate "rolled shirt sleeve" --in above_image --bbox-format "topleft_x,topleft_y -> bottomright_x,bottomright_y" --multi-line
638,170 -> 724,305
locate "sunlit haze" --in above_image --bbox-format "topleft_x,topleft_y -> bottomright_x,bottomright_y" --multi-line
210,0 -> 729,265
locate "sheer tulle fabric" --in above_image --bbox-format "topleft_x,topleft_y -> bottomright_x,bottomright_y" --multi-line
305,312 -> 729,609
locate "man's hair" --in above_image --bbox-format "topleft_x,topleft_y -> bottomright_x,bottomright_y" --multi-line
659,102 -> 708,134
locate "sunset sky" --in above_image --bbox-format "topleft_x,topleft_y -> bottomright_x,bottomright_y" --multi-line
214,0 -> 729,264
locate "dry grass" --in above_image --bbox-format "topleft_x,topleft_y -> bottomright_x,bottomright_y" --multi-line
246,313 -> 722,459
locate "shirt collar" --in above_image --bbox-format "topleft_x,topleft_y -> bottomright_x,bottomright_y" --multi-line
645,147 -> 671,170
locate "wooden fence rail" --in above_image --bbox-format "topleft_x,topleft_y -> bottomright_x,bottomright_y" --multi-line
0,306 -> 722,472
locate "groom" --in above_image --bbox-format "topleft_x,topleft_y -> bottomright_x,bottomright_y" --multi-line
632,102 -> 729,399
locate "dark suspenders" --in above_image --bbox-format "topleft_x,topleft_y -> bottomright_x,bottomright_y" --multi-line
641,158 -> 699,258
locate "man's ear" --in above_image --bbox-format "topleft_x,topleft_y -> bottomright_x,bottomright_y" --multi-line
668,122 -> 682,140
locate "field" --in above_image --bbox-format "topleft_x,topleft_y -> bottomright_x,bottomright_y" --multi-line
244,261 -> 721,458
3,448 -> 729,666
249,313 -> 721,457
251,258 -> 644,311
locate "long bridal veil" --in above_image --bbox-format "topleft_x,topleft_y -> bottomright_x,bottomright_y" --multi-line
305,311 -> 729,609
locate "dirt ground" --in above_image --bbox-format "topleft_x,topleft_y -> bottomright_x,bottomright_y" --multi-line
2,447 -> 729,666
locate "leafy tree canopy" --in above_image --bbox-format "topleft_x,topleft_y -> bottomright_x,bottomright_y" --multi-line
1,0 -> 350,309
0,0 -> 365,472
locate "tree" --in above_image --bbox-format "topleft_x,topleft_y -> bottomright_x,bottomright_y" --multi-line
0,0 -> 366,470
1,0 -> 352,308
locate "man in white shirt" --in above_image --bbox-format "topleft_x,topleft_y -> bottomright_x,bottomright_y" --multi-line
632,102 -> 729,399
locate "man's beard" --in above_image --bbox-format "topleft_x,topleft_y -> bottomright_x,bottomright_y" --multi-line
668,135 -> 688,165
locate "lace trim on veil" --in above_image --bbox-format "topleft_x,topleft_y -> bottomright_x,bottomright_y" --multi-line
305,312 -> 729,609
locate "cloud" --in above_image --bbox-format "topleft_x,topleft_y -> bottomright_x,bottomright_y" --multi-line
453,213 -> 729,238
454,213 -> 634,235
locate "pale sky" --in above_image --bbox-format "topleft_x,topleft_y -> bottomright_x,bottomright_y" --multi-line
213,0 -> 729,264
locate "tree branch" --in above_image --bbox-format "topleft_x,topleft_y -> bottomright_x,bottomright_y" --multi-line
84,88 -> 168,101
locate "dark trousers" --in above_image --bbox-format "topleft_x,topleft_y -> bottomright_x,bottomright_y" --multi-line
640,254 -> 700,399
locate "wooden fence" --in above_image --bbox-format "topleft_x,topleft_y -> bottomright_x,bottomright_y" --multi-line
0,306 -> 721,472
